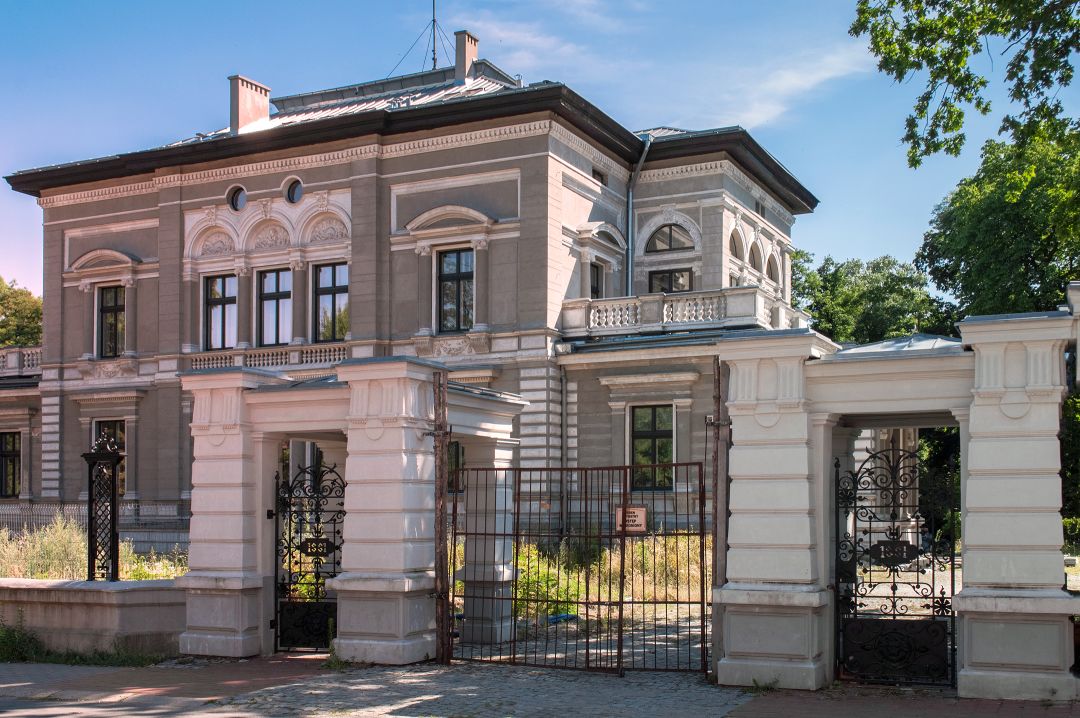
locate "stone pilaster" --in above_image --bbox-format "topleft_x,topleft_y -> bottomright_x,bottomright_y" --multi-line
714,334 -> 829,690
328,357 -> 440,664
235,266 -> 252,349
955,314 -> 1079,700
416,246 -> 433,337
176,368 -> 288,657
471,238 -> 490,332
290,260 -> 308,345
79,281 -> 94,359
122,277 -> 137,357
458,438 -> 516,644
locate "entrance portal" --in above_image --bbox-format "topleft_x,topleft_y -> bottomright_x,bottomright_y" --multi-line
274,455 -> 345,651
448,463 -> 711,673
835,447 -> 958,685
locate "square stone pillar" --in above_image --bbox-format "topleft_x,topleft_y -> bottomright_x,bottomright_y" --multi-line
176,368 -> 288,657
328,357 -> 441,664
714,335 -> 833,690
956,314 -> 1080,700
457,438 -> 516,644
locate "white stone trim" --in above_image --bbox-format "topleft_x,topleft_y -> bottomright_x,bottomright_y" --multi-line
639,160 -> 796,226
549,122 -> 630,184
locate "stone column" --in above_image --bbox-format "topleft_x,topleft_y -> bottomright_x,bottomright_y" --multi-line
176,368 -> 289,657
181,276 -> 199,353
459,438 -> 516,644
235,266 -> 252,349
329,357 -> 439,663
578,249 -> 593,299
416,247 -> 433,336
955,314 -> 1078,700
80,281 -> 95,359
290,260 -> 308,345
472,238 -> 490,332
122,277 -> 137,356
714,338 -> 829,690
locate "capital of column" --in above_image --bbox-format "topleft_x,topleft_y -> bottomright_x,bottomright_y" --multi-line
472,238 -> 489,251
415,244 -> 432,257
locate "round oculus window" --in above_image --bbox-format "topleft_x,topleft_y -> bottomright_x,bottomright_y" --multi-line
285,180 -> 303,204
228,187 -> 247,211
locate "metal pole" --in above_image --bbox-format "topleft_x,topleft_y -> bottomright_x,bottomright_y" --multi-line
432,370 -> 451,663
710,357 -> 731,670
109,458 -> 120,581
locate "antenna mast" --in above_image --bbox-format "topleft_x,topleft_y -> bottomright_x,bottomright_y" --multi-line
431,0 -> 438,70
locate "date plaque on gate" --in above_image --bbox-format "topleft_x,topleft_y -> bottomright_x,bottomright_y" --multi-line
299,537 -> 334,558
869,539 -> 920,568
616,506 -> 648,534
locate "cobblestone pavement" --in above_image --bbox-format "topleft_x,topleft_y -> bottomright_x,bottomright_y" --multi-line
3,658 -> 1080,717
211,663 -> 746,717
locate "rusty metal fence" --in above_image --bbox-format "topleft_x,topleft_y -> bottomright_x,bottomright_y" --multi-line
447,463 -> 711,674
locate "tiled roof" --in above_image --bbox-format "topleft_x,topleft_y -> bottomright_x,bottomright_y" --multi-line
169,63 -> 518,147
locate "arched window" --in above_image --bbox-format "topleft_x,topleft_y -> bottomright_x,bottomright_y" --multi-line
766,256 -> 780,283
646,224 -> 694,253
729,232 -> 743,261
748,244 -> 763,272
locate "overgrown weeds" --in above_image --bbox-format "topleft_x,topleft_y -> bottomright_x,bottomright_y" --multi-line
0,516 -> 187,580
0,612 -> 161,666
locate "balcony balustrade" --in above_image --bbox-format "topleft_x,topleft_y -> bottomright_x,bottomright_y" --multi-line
561,286 -> 808,339
0,346 -> 42,377
189,342 -> 350,372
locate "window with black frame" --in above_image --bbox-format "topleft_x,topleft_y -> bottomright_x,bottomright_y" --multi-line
258,269 -> 292,346
93,420 -> 126,496
645,224 -> 694,253
447,440 -> 465,493
590,262 -> 603,299
98,286 -> 125,358
314,263 -> 349,342
438,249 -> 474,333
0,433 -> 19,498
631,405 -> 674,490
648,269 -> 692,293
205,275 -> 238,350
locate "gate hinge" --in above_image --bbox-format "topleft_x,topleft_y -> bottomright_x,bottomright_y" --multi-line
266,509 -> 275,520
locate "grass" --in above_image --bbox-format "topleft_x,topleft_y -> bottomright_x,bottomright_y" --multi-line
0,516 -> 187,581
0,613 -> 162,666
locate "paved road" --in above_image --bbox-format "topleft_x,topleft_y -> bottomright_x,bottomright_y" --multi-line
1,657 -> 1079,717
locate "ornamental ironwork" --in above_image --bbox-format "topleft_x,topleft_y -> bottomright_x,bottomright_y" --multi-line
82,434 -> 122,581
274,456 -> 345,650
835,447 -> 958,686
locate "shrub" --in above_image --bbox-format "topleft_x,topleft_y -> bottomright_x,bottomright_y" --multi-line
0,612 -> 45,662
1064,517 -> 1080,554
514,543 -> 582,621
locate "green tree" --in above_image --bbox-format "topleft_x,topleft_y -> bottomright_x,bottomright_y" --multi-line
796,254 -> 954,344
916,127 -> 1080,316
851,0 -> 1080,166
0,277 -> 42,347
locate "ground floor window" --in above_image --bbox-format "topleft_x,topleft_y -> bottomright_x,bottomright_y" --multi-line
630,405 -> 674,490
93,420 -> 127,497
0,432 -> 19,498
448,440 -> 465,494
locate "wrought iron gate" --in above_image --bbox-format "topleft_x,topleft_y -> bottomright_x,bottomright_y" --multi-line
274,459 -> 346,651
447,463 -> 711,673
835,448 -> 959,685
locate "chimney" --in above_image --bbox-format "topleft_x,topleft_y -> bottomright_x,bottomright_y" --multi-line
455,30 -> 479,83
228,75 -> 271,135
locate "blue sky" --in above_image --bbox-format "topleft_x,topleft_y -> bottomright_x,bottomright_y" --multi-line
0,0 -> 1073,295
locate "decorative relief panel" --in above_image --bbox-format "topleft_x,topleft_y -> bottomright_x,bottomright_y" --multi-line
252,223 -> 290,251
309,216 -> 348,245
199,231 -> 234,257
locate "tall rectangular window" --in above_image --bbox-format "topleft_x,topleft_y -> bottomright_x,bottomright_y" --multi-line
631,405 -> 674,490
438,249 -> 474,333
258,269 -> 292,347
315,263 -> 349,342
205,275 -> 238,350
98,286 -> 125,358
93,420 -> 127,497
648,269 -> 692,294
590,263 -> 603,300
447,440 -> 465,494
0,432 -> 19,499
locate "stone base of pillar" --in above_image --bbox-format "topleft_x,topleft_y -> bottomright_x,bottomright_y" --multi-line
955,589 -> 1080,700
328,572 -> 436,665
175,574 -> 265,657
460,579 -> 514,644
713,585 -> 830,690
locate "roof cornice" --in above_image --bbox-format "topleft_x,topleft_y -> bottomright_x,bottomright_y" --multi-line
5,84 -> 816,214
